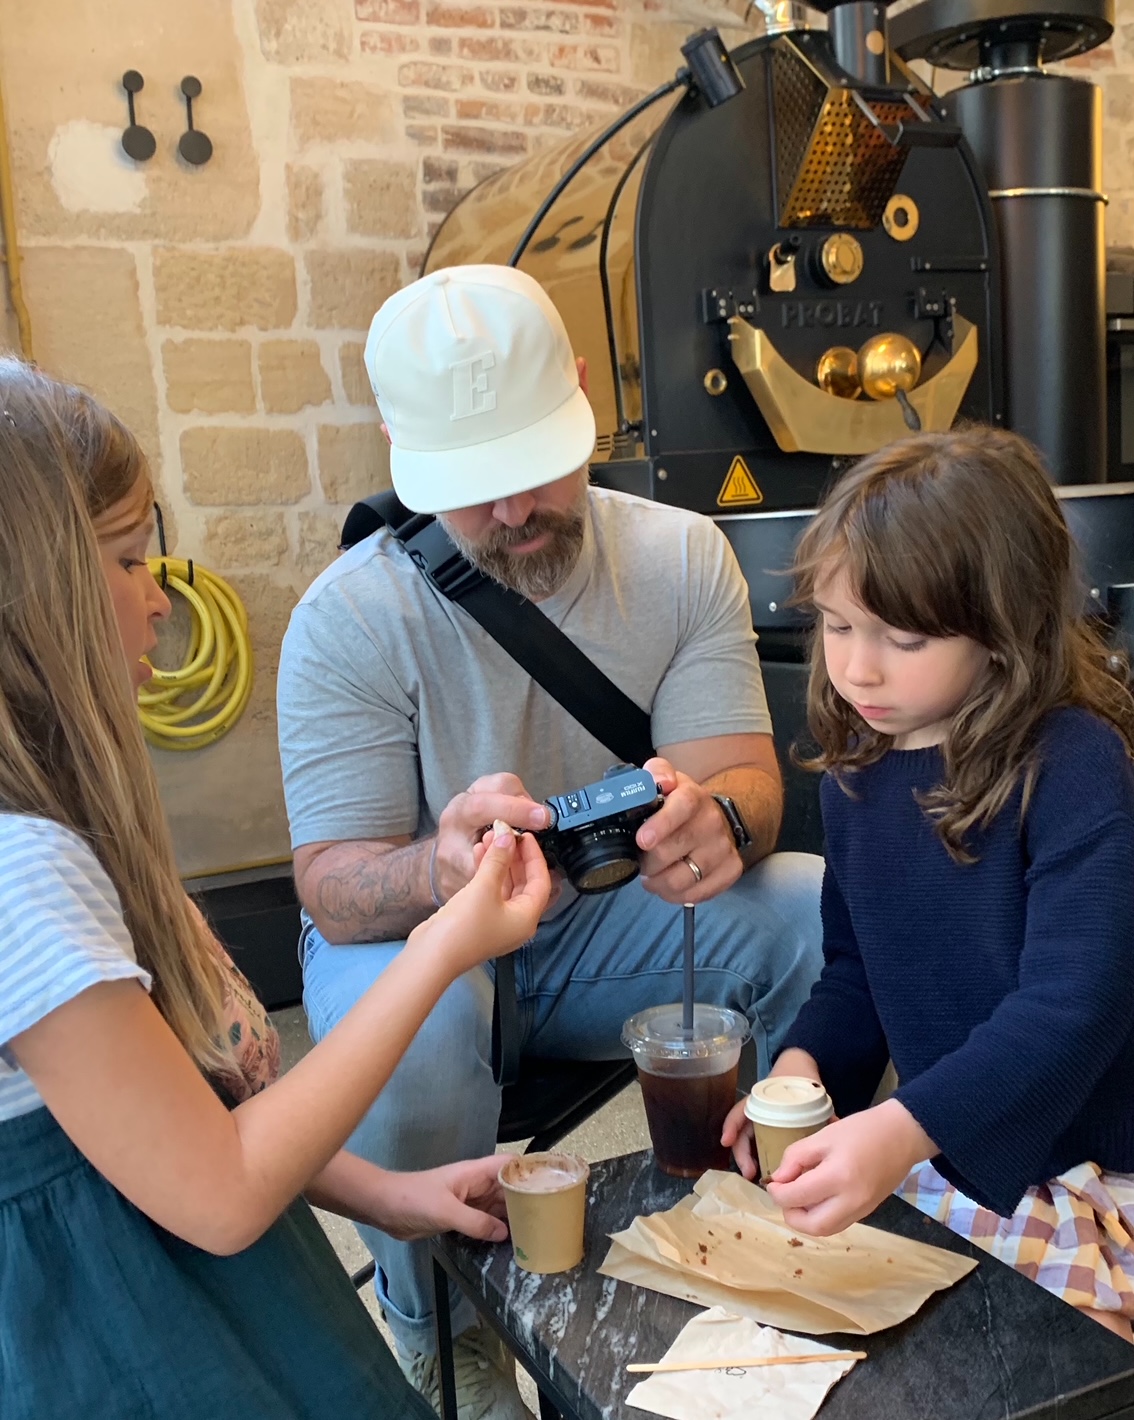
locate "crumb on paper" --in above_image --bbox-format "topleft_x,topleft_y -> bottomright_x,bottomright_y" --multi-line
793,1268 -> 803,1278
788,1238 -> 803,1248
698,1243 -> 708,1255
886,1257 -> 893,1264
735,1232 -> 742,1240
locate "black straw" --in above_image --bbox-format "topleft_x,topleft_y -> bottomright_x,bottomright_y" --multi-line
682,903 -> 695,1035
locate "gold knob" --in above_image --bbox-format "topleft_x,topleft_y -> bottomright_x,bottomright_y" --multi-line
703,368 -> 728,396
858,332 -> 922,401
816,346 -> 861,399
819,233 -> 864,286
882,194 -> 920,242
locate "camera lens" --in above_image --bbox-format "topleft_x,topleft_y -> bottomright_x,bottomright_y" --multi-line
556,824 -> 641,894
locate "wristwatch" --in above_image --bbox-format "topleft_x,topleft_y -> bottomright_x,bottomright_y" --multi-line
712,793 -> 753,854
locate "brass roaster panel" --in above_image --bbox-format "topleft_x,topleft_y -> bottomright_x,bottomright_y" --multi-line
728,314 -> 978,454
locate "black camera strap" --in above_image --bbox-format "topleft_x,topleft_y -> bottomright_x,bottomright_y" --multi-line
341,490 -> 657,1087
341,491 -> 656,765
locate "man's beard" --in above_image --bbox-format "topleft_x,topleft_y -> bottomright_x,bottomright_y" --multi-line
441,491 -> 588,601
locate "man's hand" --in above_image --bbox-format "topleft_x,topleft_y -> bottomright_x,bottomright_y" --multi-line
766,1099 -> 937,1236
635,757 -> 741,904
352,1155 -> 510,1243
432,772 -> 551,905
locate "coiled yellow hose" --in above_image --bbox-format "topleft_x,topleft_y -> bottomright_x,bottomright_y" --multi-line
138,557 -> 253,752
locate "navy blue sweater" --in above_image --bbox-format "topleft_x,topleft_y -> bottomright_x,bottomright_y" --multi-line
781,707 -> 1134,1217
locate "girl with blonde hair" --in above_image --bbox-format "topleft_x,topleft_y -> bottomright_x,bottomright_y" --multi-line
723,426 -> 1134,1338
0,358 -> 551,1416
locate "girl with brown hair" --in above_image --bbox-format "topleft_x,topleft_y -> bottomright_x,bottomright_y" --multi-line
0,357 -> 551,1416
723,426 -> 1134,1337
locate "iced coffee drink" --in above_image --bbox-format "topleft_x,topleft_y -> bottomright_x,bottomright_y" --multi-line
622,1004 -> 750,1178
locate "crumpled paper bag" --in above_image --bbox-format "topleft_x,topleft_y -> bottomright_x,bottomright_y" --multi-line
600,1169 -> 975,1334
626,1306 -> 859,1420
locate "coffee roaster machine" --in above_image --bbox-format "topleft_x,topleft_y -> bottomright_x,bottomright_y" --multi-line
425,0 -> 1133,853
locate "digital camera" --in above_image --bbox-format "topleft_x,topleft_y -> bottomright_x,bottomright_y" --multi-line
534,765 -> 663,895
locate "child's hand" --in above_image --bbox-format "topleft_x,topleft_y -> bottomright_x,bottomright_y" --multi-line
427,822 -> 551,973
721,1097 -> 758,1180
360,1156 -> 510,1243
766,1099 -> 936,1236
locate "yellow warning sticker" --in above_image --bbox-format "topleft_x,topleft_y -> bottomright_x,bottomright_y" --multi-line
717,455 -> 764,508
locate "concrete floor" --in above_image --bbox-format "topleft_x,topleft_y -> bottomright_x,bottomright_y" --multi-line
275,1003 -> 652,1414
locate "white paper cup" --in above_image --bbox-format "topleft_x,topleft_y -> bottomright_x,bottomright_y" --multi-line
744,1076 -> 834,1181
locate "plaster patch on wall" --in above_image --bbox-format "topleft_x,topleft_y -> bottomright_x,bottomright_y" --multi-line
49,120 -> 148,214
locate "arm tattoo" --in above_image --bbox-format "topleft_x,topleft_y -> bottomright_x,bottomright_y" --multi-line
314,838 -> 434,944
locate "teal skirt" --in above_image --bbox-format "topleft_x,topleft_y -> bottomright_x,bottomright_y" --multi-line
0,1105 -> 435,1419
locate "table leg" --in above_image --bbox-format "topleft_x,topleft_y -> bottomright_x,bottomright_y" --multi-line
432,1254 -> 460,1420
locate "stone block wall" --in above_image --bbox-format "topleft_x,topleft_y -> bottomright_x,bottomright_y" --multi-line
0,0 -> 1129,873
0,0 -> 728,874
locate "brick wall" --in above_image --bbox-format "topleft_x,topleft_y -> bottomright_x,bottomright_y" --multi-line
0,0 -> 1127,872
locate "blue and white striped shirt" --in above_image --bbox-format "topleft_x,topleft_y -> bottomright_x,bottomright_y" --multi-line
0,814 -> 151,1120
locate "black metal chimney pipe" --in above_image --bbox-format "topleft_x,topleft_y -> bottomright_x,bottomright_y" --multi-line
946,72 -> 1105,484
829,0 -> 891,84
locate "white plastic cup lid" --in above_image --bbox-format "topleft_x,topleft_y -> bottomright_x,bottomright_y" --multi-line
744,1076 -> 833,1129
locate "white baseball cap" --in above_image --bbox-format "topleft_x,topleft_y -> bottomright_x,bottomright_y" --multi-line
363,264 -> 596,514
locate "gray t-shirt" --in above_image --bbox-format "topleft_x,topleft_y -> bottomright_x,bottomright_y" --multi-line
278,486 -> 772,851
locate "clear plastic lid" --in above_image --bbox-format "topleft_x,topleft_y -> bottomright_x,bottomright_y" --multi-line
744,1076 -> 833,1128
621,1003 -> 751,1064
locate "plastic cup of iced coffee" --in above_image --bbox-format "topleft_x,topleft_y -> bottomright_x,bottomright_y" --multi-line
622,1004 -> 751,1178
744,1076 -> 834,1181
498,1151 -> 590,1274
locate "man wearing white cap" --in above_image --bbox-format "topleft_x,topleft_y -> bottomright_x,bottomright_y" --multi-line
278,265 -> 823,1419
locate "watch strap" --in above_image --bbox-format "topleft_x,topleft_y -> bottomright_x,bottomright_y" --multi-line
712,793 -> 753,852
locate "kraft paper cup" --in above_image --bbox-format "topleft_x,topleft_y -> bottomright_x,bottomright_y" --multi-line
498,1151 -> 590,1274
744,1076 -> 834,1181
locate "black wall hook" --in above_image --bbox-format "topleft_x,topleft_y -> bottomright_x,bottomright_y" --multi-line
121,71 -> 156,162
178,76 -> 213,165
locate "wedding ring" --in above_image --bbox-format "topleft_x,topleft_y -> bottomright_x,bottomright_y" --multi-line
683,855 -> 703,884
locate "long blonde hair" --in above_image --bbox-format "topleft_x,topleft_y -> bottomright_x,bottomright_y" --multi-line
792,426 -> 1134,861
0,359 -> 231,1071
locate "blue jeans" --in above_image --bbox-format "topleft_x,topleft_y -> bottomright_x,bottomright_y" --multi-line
301,851 -> 824,1354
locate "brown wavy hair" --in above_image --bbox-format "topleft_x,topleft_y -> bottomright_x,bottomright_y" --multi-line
792,426 -> 1134,862
0,358 -> 232,1071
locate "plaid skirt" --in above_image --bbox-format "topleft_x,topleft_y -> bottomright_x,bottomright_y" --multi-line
898,1159 -> 1134,1317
